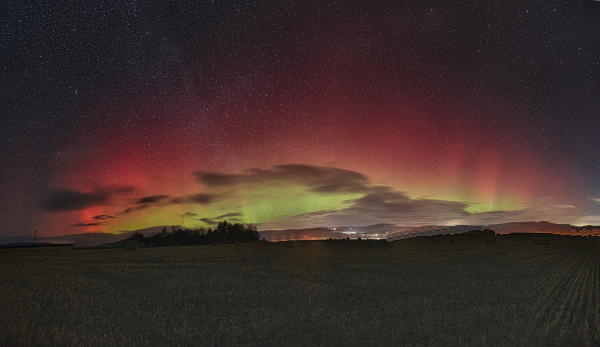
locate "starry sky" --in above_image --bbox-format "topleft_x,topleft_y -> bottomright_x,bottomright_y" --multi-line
2,1 -> 600,241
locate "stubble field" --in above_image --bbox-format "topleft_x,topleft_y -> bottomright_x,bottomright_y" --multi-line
1,236 -> 599,347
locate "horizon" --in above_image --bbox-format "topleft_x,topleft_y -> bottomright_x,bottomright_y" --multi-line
2,220 -> 599,248
3,2 -> 600,242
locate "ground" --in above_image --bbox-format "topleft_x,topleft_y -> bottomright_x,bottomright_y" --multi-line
1,235 -> 599,346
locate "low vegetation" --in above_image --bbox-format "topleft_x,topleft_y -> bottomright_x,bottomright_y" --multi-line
137,221 -> 260,247
1,235 -> 598,346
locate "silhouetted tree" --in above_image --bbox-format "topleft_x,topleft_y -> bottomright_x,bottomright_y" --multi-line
216,221 -> 230,234
130,231 -> 144,240
243,224 -> 259,241
142,220 -> 259,247
464,229 -> 495,238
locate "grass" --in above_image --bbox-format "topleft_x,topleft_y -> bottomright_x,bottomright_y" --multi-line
1,236 -> 598,346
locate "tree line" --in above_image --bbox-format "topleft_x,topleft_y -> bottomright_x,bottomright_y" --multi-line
129,221 -> 260,246
459,229 -> 496,237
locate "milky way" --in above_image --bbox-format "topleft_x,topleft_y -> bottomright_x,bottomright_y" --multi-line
2,1 -> 600,239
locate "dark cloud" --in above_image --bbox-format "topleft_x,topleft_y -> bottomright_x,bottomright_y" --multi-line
170,193 -> 216,205
137,195 -> 170,204
199,212 -> 244,226
119,164 -> 369,220
120,193 -> 217,215
348,190 -> 469,217
199,218 -> 219,225
121,204 -> 153,214
69,221 -> 107,228
270,190 -> 470,228
263,190 -> 591,229
215,212 -> 243,219
93,214 -> 115,220
456,203 -> 583,226
39,186 -> 135,212
196,172 -> 238,186
181,212 -> 198,218
122,207 -> 138,214
40,189 -> 110,212
192,165 -> 473,228
70,214 -> 117,228
194,164 -> 369,194
120,195 -> 170,214
187,193 -> 216,204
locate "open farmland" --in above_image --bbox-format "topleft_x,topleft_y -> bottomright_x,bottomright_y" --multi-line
1,236 -> 599,347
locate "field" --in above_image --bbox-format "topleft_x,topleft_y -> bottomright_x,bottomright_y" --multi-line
1,236 -> 599,347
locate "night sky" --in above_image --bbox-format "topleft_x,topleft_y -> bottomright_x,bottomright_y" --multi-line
2,1 -> 600,241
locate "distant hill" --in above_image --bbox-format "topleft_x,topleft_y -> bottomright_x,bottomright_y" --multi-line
260,221 -> 600,241
0,242 -> 74,249
83,239 -> 131,249
0,225 -> 175,248
0,242 -> 54,247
